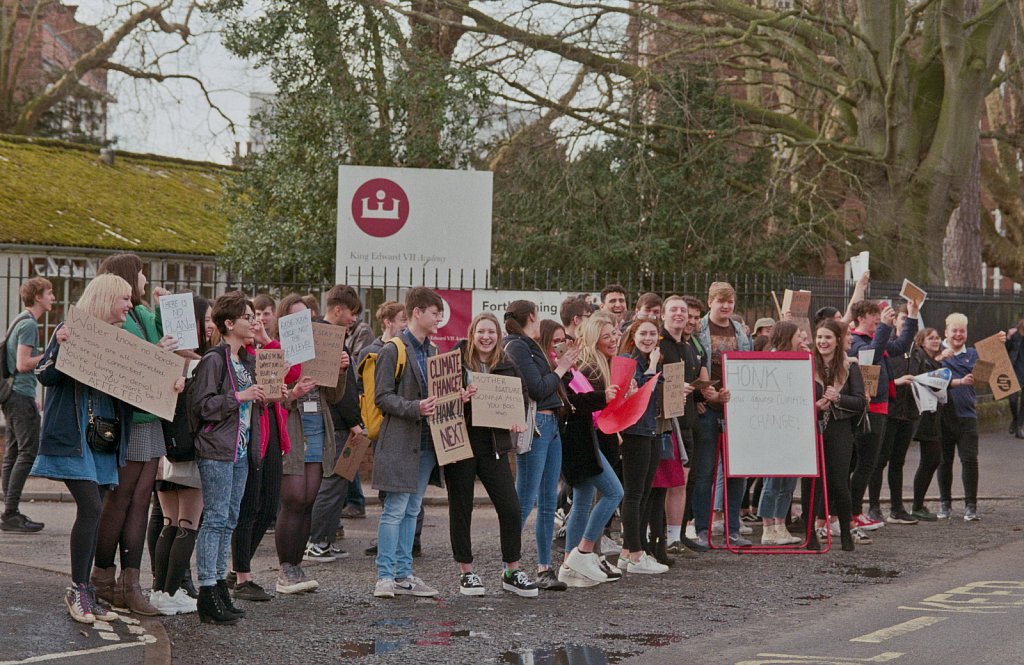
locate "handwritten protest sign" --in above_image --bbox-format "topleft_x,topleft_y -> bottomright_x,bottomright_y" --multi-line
427,350 -> 472,465
158,292 -> 199,350
860,365 -> 881,398
278,309 -> 315,365
468,371 -> 526,430
57,305 -> 182,420
849,251 -> 869,282
334,431 -> 371,481
256,349 -> 287,401
972,359 -> 995,385
975,334 -> 1020,400
900,279 -> 927,307
782,289 -> 812,317
661,362 -> 687,418
304,323 -> 346,387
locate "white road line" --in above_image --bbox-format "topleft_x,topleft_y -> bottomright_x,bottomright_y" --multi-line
850,616 -> 948,643
0,641 -> 145,665
739,653 -> 904,663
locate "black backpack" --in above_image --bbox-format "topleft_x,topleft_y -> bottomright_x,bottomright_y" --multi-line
162,353 -> 226,462
0,313 -> 33,405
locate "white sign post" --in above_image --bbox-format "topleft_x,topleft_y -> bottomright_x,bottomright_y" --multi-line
336,165 -> 493,286
158,293 -> 199,351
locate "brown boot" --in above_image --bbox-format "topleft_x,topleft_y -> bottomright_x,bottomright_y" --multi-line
121,568 -> 159,616
90,566 -> 117,607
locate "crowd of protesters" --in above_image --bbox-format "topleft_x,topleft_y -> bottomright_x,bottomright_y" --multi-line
0,254 -> 1009,625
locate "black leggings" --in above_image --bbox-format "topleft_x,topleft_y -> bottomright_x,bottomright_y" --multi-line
938,416 -> 979,505
849,413 -> 886,516
276,463 -> 322,566
802,419 -> 853,542
619,434 -> 660,553
912,439 -> 941,510
65,480 -> 108,584
153,522 -> 198,596
644,487 -> 667,546
96,458 -> 159,570
870,417 -> 916,511
445,450 -> 522,564
233,440 -> 282,573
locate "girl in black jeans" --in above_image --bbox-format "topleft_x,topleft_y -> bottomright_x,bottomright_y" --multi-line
910,328 -> 944,521
447,314 -> 537,597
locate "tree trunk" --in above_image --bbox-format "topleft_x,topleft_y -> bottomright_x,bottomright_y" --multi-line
944,144 -> 983,287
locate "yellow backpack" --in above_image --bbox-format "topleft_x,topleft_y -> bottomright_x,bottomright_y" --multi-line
358,337 -> 407,440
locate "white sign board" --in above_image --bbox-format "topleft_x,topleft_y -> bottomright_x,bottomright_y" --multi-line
278,309 -> 315,365
336,165 -> 493,286
158,293 -> 199,351
722,352 -> 819,477
472,290 -> 599,321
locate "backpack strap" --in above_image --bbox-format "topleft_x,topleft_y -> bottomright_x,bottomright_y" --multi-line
386,337 -> 407,383
3,312 -> 34,376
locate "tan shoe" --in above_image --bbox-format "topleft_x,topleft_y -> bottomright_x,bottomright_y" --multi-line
121,568 -> 159,616
760,524 -> 779,545
90,566 -> 117,607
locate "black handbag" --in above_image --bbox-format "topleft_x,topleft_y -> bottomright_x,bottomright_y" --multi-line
86,393 -> 120,455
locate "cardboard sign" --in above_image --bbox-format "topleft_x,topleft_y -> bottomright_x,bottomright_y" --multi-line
278,309 -> 315,365
975,334 -> 1021,400
256,349 -> 287,401
334,431 -> 371,481
57,305 -> 183,421
972,359 -> 995,384
468,371 -> 526,430
860,364 -> 881,398
661,362 -> 687,418
427,349 -> 472,464
304,323 -> 346,387
900,279 -> 927,307
782,289 -> 812,317
158,292 -> 199,350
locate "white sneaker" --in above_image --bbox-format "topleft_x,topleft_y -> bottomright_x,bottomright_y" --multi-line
627,554 -> 669,574
775,526 -> 802,545
394,575 -> 438,597
564,548 -> 609,582
600,535 -> 622,555
739,523 -> 753,535
557,565 -> 599,588
829,518 -> 840,536
685,523 -> 697,540
373,578 -> 396,598
166,590 -> 197,614
760,526 -> 780,546
149,591 -> 175,616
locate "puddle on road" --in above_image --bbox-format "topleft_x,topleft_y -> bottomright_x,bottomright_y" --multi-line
842,565 -> 900,579
501,634 -> 680,664
339,623 -> 491,660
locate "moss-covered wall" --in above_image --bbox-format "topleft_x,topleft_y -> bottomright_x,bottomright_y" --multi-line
0,135 -> 234,255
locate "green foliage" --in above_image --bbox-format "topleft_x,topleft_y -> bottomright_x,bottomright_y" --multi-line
213,0 -> 490,281
491,72 -> 827,276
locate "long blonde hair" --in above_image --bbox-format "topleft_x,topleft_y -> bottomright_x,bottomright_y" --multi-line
577,311 -> 616,387
463,313 -> 506,371
76,274 -> 132,323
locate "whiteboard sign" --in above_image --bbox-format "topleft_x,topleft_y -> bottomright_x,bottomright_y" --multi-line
722,351 -> 818,477
278,309 -> 315,365
158,292 -> 199,351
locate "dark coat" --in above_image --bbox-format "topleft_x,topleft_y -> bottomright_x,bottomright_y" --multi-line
503,333 -> 563,411
190,343 -> 264,463
457,340 -> 528,458
559,366 -> 608,485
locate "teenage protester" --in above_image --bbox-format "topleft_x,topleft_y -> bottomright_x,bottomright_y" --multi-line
558,313 -> 624,587
600,284 -> 628,329
757,322 -> 803,546
616,318 -> 669,574
539,320 -> 574,540
92,254 -> 179,617
937,314 -> 999,521
190,291 -> 266,625
149,296 -> 214,616
228,309 -> 291,603
559,296 -> 591,341
910,328 -> 945,521
679,295 -> 710,545
692,282 -> 749,548
1004,321 -> 1024,438
753,318 -> 775,339
32,274 -> 184,623
503,300 -> 579,592
304,285 -> 364,560
870,306 -> 922,526
1,277 -> 54,533
273,294 -> 347,593
446,313 -> 537,597
372,287 -> 446,599
846,299 -> 918,532
254,294 -> 278,340
805,319 -> 866,552
633,292 -> 663,322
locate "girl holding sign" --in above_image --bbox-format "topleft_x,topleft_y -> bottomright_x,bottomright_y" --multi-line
447,314 -> 538,597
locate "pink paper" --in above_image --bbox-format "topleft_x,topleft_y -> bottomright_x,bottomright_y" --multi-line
597,371 -> 660,434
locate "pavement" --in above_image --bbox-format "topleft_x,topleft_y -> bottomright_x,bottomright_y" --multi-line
0,432 -> 1021,665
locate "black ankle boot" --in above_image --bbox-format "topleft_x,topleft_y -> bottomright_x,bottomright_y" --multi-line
216,580 -> 245,618
652,537 -> 675,567
198,585 -> 239,625
840,528 -> 855,552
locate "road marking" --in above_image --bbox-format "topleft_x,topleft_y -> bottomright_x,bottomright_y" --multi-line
850,616 -> 948,643
736,653 -> 904,664
0,640 -> 146,664
899,580 -> 1024,614
97,632 -> 120,641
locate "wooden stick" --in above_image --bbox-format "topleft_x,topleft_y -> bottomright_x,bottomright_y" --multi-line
771,290 -> 783,318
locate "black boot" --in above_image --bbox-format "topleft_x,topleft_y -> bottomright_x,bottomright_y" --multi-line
840,526 -> 855,552
652,537 -> 675,567
216,580 -> 245,618
197,585 -> 239,625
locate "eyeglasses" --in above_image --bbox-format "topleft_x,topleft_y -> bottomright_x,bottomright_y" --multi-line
238,314 -> 256,323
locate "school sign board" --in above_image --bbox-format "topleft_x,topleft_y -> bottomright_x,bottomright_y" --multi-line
336,165 -> 493,286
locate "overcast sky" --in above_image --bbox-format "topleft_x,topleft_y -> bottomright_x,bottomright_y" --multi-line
76,2 -> 271,164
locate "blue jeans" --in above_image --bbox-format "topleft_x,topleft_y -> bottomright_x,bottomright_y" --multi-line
196,456 -> 248,587
515,413 -> 561,567
758,477 -> 797,520
565,450 -> 623,550
376,450 -> 435,581
693,411 -> 745,536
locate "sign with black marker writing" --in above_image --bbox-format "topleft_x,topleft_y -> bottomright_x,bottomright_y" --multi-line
426,349 -> 472,465
661,362 -> 687,419
158,292 -> 199,351
468,371 -> 526,430
722,351 -> 818,476
278,309 -> 315,365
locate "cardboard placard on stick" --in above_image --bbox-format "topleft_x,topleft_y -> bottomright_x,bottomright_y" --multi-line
256,349 -> 287,401
467,371 -> 526,430
278,309 -> 315,365
860,364 -> 881,399
661,362 -> 687,418
57,305 -> 183,421
334,431 -> 371,481
975,334 -> 1021,400
427,349 -> 472,465
782,289 -> 812,317
304,323 -> 346,386
900,279 -> 927,307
